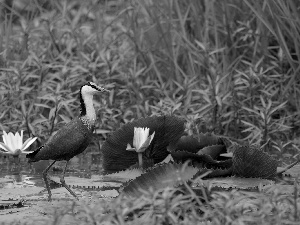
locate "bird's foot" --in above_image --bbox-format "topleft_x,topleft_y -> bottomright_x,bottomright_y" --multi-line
60,177 -> 78,200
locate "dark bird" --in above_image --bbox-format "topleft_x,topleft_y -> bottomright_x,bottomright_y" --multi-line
27,82 -> 109,201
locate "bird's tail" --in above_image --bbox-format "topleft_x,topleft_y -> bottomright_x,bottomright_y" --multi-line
26,146 -> 43,162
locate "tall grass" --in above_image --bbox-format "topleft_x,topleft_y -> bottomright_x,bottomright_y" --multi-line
1,1 -> 300,224
0,0 -> 299,153
15,185 -> 300,225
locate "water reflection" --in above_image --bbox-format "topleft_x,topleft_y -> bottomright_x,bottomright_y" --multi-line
0,150 -> 102,188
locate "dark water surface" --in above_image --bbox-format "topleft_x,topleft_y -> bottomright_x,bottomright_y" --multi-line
0,151 -> 103,189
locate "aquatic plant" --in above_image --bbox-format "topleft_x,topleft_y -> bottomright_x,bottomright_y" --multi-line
0,130 -> 37,155
126,127 -> 155,168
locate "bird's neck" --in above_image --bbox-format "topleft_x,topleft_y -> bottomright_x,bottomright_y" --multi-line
80,94 -> 96,129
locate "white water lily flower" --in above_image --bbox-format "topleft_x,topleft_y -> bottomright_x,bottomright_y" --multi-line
0,130 -> 37,155
126,127 -> 155,153
126,127 -> 155,168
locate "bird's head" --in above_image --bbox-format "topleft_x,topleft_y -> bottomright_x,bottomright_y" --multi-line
79,82 -> 110,117
80,82 -> 109,96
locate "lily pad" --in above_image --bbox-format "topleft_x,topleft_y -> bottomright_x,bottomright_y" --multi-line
198,144 -> 227,159
158,154 -> 174,164
197,133 -> 224,149
101,115 -> 185,173
169,135 -> 201,153
232,145 -> 278,178
122,163 -> 198,197
49,176 -> 122,189
169,133 -> 225,154
171,150 -> 232,169
220,152 -> 233,158
195,167 -> 233,178
195,177 -> 274,189
94,168 -> 143,183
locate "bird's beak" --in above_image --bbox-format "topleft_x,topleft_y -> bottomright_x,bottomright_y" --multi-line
102,88 -> 110,93
96,86 -> 110,93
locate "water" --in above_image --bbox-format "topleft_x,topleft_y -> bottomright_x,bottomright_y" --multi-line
0,150 -> 103,189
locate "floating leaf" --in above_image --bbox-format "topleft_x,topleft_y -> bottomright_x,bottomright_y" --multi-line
232,145 -> 278,178
98,168 -> 143,183
197,133 -> 224,149
219,152 -> 233,158
192,167 -> 233,184
49,176 -> 122,189
169,133 -> 224,154
122,163 -> 198,197
219,137 -> 250,154
203,167 -> 233,178
198,144 -> 227,159
196,177 -> 274,189
219,136 -> 233,149
171,151 -> 232,169
209,167 -> 233,177
101,116 -> 185,173
169,135 -> 201,153
159,154 -> 174,164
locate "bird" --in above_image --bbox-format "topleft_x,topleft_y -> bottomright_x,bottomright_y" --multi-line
26,82 -> 109,201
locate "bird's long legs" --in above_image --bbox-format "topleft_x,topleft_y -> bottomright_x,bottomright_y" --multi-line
43,160 -> 78,201
42,160 -> 56,201
60,160 -> 79,200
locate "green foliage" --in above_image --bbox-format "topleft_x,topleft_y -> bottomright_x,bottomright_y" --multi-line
1,0 -> 300,222
11,183 -> 300,225
1,0 -> 299,154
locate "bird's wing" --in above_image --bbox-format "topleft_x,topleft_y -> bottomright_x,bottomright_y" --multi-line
27,118 -> 92,161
